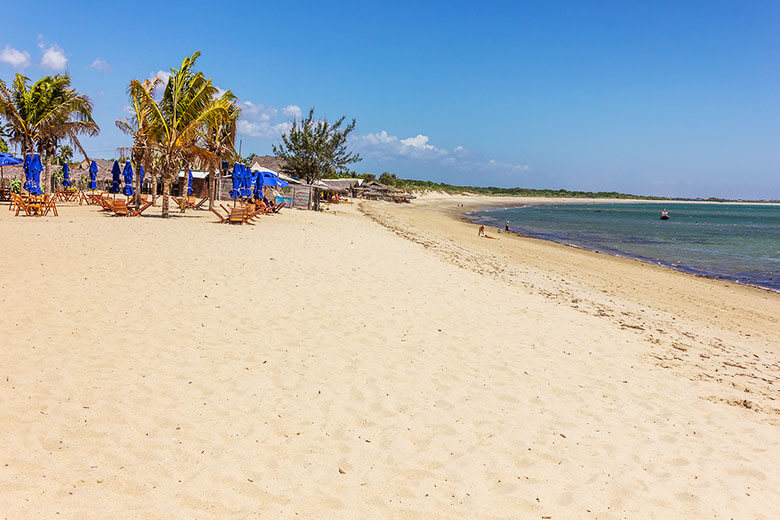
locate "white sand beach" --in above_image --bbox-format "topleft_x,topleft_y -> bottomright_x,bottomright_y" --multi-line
1,197 -> 778,519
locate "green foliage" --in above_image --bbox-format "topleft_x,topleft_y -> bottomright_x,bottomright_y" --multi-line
0,136 -> 7,153
374,174 -> 669,200
10,178 -> 21,193
242,153 -> 257,165
57,144 -> 73,164
273,107 -> 362,184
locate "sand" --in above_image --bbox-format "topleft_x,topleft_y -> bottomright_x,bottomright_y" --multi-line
0,196 -> 778,519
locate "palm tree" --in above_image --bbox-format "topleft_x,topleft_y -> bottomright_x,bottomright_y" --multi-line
116,78 -> 161,206
202,91 -> 240,210
0,74 -> 98,193
130,51 -> 230,218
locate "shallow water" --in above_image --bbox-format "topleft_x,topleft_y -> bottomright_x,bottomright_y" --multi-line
471,202 -> 780,291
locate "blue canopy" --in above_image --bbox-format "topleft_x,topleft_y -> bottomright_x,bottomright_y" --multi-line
229,163 -> 242,198
0,152 -> 22,167
187,169 -> 193,195
62,163 -> 71,187
109,160 -> 121,194
88,160 -> 98,190
24,154 -> 43,195
123,161 -> 134,197
139,164 -> 145,186
262,171 -> 289,188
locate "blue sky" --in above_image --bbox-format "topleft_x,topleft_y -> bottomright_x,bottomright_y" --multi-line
1,0 -> 778,199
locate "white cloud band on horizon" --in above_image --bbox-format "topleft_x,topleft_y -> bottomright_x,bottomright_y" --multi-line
351,130 -> 529,174
0,46 -> 31,68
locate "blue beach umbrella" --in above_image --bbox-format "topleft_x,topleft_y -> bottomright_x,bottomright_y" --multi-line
262,171 -> 289,188
122,161 -> 134,197
187,168 -> 193,195
62,163 -> 71,187
253,169 -> 264,199
109,160 -> 121,194
0,153 -> 22,184
24,154 -> 43,195
89,160 -> 98,190
0,152 -> 22,167
138,164 -> 145,193
229,163 -> 242,199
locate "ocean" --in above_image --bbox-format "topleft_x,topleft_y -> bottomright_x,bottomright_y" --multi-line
470,202 -> 780,291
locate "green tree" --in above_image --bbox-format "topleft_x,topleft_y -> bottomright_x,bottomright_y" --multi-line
202,92 -> 240,210
130,51 -> 230,217
0,74 -> 98,193
57,144 -> 73,164
272,107 -> 361,184
378,172 -> 397,186
0,137 -> 7,153
117,78 -> 161,206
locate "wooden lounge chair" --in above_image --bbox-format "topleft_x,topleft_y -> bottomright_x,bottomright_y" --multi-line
112,199 -> 129,216
130,201 -> 153,216
211,205 -> 228,223
98,196 -> 116,211
271,201 -> 286,213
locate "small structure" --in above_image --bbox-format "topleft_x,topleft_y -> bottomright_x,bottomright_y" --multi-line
176,170 -> 210,198
354,181 -> 415,203
320,178 -> 363,199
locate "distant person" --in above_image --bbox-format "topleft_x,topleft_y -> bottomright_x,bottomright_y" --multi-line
478,225 -> 485,237
505,221 -> 510,232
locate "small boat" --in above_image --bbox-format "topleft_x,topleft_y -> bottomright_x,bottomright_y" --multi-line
660,209 -> 670,220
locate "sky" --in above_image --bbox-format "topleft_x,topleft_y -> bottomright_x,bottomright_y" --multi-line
1,0 -> 778,199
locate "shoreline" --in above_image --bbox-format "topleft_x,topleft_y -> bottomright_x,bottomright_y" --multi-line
459,201 -> 779,294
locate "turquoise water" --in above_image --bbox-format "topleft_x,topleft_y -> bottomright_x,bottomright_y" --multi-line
471,203 -> 780,291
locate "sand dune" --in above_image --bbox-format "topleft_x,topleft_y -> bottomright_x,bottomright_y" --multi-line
0,198 -> 777,518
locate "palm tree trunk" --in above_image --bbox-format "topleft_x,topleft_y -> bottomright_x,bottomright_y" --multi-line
161,173 -> 171,218
44,153 -> 53,194
207,166 -> 213,210
179,162 -> 188,213
151,171 -> 157,206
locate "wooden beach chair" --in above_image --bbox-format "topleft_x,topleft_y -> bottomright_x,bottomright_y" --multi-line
112,199 -> 129,216
129,201 -> 153,216
11,193 -> 31,216
211,205 -> 228,223
98,196 -> 116,211
41,194 -> 58,217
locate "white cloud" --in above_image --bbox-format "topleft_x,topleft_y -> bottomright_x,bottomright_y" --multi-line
237,120 -> 291,138
39,43 -> 67,71
281,105 -> 303,119
0,46 -> 30,68
150,69 -> 172,85
241,101 -> 277,121
90,58 -> 110,72
351,129 -> 529,172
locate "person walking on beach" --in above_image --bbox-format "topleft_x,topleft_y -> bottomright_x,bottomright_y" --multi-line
478,225 -> 485,237
505,221 -> 510,232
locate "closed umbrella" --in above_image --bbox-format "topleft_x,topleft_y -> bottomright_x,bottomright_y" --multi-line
123,161 -> 134,197
253,169 -> 264,200
187,168 -> 193,195
138,164 -> 145,194
89,160 -> 98,191
62,163 -> 71,187
229,163 -> 242,201
109,160 -> 121,197
24,154 -> 43,195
